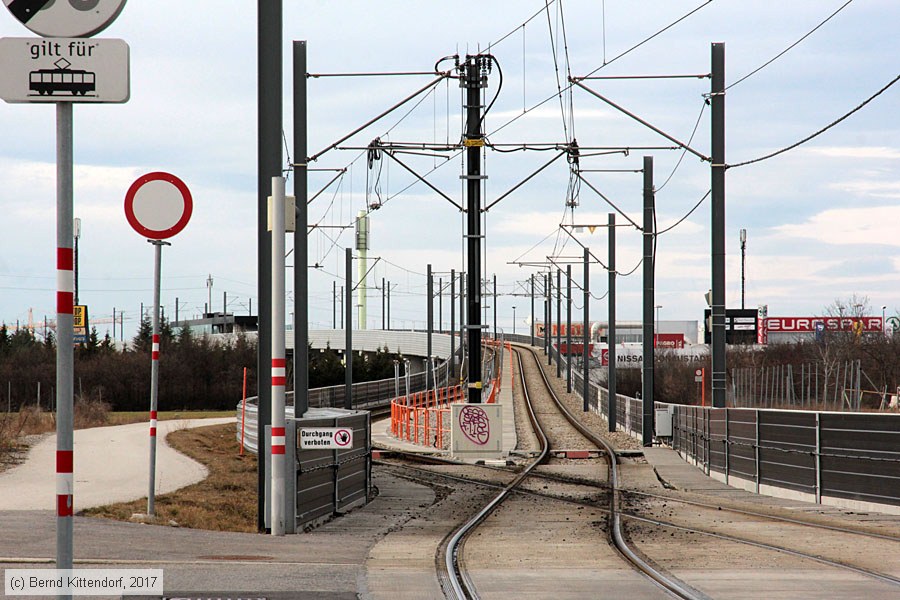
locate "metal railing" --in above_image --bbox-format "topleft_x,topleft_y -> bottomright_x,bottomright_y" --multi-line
237,360 -> 450,453
512,333 -> 900,511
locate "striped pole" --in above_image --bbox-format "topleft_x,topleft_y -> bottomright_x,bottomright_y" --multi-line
147,239 -> 169,516
270,176 -> 286,535
56,102 -> 75,586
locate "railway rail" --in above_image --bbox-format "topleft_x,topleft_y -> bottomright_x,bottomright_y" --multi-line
373,342 -> 900,599
411,344 -> 701,599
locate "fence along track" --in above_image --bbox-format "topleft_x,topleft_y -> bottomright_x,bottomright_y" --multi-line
441,345 -> 702,600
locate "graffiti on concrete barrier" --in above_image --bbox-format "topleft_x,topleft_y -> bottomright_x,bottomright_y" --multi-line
458,405 -> 490,445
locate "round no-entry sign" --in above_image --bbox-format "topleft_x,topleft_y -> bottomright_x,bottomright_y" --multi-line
125,172 -> 192,240
3,0 -> 128,38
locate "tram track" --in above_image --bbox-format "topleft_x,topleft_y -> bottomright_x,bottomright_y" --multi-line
373,341 -> 900,598
375,457 -> 900,589
430,344 -> 703,599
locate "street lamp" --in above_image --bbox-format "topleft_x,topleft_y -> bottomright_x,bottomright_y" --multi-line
883,305 -> 887,335
512,306 -> 516,335
73,217 -> 81,305
655,304 -> 662,346
740,229 -> 747,310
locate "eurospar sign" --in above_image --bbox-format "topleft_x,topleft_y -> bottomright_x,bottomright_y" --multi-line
765,317 -> 883,333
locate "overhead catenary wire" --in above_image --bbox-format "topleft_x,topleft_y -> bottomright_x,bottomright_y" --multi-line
726,0 -> 855,91
656,190 -> 711,236
302,4 -> 718,320
485,0 -> 715,142
657,101 -> 706,192
544,0 -> 570,142
728,73 -> 900,169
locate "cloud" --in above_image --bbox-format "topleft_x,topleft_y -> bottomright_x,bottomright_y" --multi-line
806,146 -> 900,160
827,180 -> 900,199
773,206 -> 900,246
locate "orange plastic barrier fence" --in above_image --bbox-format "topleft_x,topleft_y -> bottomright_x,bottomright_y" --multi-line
390,385 -> 464,449
389,341 -> 510,448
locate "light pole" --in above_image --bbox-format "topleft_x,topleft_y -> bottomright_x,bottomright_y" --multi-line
740,229 -> 747,310
73,218 -> 81,306
883,305 -> 887,335
206,274 -> 213,316
512,306 -> 516,335
655,304 -> 662,345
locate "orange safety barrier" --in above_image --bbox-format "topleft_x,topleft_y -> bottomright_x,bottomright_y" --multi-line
390,384 -> 464,449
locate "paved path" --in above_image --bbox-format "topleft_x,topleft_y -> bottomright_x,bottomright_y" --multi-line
0,418 -> 232,511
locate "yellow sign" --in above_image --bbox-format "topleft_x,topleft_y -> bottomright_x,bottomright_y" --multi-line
463,138 -> 485,147
73,305 -> 88,328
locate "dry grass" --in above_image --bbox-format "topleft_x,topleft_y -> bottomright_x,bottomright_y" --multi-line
82,423 -> 258,532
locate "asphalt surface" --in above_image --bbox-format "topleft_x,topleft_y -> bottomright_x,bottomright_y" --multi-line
0,418 -> 232,511
0,472 -> 428,599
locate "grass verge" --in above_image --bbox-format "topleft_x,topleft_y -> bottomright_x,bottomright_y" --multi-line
81,422 -> 258,532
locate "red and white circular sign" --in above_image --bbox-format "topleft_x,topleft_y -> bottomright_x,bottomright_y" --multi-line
333,429 -> 353,448
124,172 -> 192,240
3,0 -> 128,38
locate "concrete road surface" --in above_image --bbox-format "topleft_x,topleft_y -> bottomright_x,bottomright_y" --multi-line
0,418 -> 232,511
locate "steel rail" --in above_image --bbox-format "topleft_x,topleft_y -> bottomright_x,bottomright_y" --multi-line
386,456 -> 900,591
518,344 -> 704,600
442,348 -> 549,599
621,488 -> 900,544
379,455 -> 898,544
619,512 -> 900,588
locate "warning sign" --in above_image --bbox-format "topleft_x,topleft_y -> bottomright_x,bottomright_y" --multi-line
73,304 -> 88,344
299,427 -> 353,450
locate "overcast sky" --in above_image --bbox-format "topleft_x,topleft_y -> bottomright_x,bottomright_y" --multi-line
1,0 -> 898,341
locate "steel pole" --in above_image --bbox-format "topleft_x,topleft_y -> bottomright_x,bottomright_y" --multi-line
450,269 -> 456,379
566,265 -> 572,393
556,269 -> 561,378
642,156 -> 655,446
546,272 -> 551,363
270,176 -> 286,536
711,42 -> 727,408
345,248 -> 353,409
493,274 -> 497,340
460,271 -> 465,381
608,212 -> 617,432
55,102 -> 74,581
427,264 -> 433,390
293,40 -> 309,418
464,58 -> 484,403
583,248 -> 590,412
530,274 -> 535,347
257,0 -> 282,533
147,239 -> 168,517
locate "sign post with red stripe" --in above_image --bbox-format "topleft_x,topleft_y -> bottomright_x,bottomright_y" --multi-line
1,0 -> 131,582
56,105 -> 75,575
270,176 -> 286,535
125,172 -> 192,517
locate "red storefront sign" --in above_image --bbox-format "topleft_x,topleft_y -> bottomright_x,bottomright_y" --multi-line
765,317 -> 883,333
536,322 -> 586,337
654,333 -> 685,349
557,343 -> 593,356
